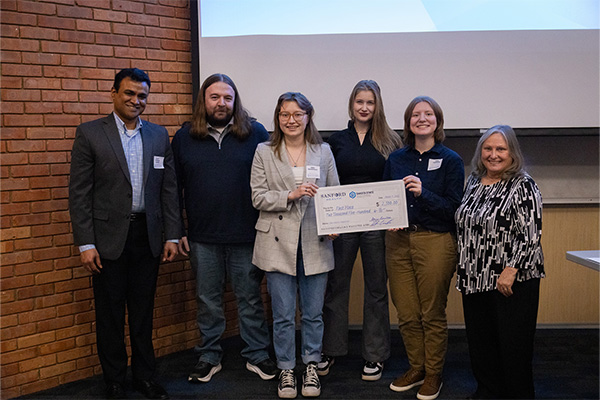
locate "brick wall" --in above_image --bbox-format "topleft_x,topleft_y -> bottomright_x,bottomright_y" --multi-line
0,1 -> 259,398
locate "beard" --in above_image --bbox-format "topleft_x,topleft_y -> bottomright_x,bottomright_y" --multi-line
206,108 -> 233,128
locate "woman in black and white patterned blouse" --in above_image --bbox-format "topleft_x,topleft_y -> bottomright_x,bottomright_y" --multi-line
455,125 -> 544,400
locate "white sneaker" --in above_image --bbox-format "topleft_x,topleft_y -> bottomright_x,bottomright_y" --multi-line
188,360 -> 222,383
278,369 -> 297,399
246,358 -> 278,380
361,361 -> 383,381
316,354 -> 334,376
302,362 -> 321,397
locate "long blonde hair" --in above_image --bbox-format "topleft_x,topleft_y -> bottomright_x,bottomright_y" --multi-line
348,80 -> 401,157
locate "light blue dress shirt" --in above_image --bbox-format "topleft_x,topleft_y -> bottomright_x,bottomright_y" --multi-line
114,113 -> 145,213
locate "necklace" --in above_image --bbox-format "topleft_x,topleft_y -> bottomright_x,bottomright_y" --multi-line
286,145 -> 305,167
356,131 -> 367,145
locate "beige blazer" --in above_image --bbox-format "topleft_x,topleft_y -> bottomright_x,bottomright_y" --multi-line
251,141 -> 340,276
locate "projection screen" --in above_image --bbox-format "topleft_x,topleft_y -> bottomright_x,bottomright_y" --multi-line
194,0 -> 599,131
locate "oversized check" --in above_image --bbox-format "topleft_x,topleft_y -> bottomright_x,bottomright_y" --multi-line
314,180 -> 408,235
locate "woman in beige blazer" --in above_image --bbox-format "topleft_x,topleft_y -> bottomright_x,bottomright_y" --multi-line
250,92 -> 339,399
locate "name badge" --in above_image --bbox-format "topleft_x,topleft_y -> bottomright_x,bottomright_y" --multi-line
428,159 -> 442,171
154,156 -> 164,169
306,165 -> 320,179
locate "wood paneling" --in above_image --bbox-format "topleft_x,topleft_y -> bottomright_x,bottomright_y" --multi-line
348,206 -> 599,327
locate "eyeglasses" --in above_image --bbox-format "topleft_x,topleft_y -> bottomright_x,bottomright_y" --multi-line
279,112 -> 307,121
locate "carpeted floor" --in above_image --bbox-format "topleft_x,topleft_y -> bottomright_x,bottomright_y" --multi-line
17,328 -> 599,399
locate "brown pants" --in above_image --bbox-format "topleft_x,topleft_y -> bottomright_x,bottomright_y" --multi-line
386,230 -> 457,375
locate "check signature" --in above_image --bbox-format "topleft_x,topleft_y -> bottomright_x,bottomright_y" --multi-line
369,216 -> 393,226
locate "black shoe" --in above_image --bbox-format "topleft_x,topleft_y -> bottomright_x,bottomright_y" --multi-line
301,362 -> 321,397
361,361 -> 383,381
188,360 -> 222,383
105,382 -> 126,399
132,379 -> 169,400
317,354 -> 334,376
246,358 -> 279,380
278,369 -> 297,398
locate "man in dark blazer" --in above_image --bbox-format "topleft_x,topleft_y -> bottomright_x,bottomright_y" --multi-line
69,68 -> 180,400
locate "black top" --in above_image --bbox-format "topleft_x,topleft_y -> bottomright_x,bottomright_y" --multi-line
327,120 -> 386,185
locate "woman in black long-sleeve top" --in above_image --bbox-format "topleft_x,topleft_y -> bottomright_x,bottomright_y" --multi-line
456,125 -> 544,399
320,80 -> 402,381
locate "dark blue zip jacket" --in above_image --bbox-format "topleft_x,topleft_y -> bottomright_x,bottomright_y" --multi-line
172,121 -> 269,243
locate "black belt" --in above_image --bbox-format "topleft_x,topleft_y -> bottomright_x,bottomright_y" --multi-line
406,224 -> 428,232
129,212 -> 146,221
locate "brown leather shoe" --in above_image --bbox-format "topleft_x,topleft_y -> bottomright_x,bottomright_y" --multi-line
389,368 -> 425,392
417,374 -> 443,400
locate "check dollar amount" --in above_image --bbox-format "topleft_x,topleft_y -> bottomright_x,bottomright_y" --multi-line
314,180 -> 409,235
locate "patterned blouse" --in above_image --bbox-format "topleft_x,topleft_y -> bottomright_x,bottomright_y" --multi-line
455,173 -> 545,294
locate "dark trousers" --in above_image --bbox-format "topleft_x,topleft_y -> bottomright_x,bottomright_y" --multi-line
462,278 -> 540,399
92,218 -> 160,384
322,230 -> 391,362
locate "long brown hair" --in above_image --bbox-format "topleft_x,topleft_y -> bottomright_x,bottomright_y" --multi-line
189,73 -> 252,139
402,96 -> 445,147
348,80 -> 401,157
270,92 -> 322,160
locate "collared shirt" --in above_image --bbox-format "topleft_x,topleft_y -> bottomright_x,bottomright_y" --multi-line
113,112 -> 145,213
383,143 -> 464,233
207,118 -> 234,148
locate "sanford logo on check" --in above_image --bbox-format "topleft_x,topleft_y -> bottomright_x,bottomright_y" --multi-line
320,192 -> 347,198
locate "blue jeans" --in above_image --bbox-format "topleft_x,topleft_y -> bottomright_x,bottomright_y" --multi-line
323,230 -> 391,362
189,241 -> 271,365
266,247 -> 328,370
